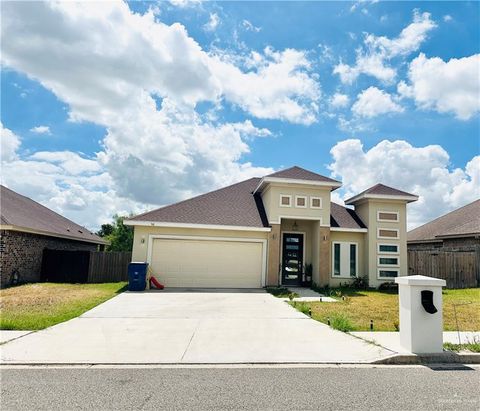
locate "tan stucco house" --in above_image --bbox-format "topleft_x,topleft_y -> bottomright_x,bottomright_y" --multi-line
126,166 -> 418,289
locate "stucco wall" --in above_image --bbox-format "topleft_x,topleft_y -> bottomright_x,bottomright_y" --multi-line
355,200 -> 408,288
261,184 -> 331,226
329,231 -> 366,287
0,230 -> 98,287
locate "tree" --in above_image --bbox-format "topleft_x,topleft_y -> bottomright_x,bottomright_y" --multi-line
96,215 -> 133,252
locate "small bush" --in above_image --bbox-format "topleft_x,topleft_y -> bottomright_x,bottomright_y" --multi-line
378,282 -> 398,291
266,287 -> 298,298
329,313 -> 354,332
350,276 -> 369,290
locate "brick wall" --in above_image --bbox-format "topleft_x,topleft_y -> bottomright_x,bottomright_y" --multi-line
408,237 -> 479,251
0,230 -> 99,287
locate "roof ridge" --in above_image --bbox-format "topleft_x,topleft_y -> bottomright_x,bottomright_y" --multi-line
129,177 -> 261,220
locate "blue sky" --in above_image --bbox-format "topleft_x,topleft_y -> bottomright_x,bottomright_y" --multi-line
1,1 -> 479,230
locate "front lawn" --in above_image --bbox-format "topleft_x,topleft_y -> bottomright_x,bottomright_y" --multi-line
0,282 -> 127,330
296,288 -> 480,332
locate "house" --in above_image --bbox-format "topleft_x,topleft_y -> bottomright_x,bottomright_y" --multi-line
408,199 -> 480,249
407,200 -> 480,288
0,185 -> 107,287
126,166 -> 418,289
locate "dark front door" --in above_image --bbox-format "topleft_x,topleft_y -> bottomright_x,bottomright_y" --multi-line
281,233 -> 304,286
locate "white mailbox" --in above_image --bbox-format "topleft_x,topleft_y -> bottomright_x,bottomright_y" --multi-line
395,275 -> 446,354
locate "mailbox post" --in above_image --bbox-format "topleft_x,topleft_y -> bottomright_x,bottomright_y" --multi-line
395,275 -> 446,354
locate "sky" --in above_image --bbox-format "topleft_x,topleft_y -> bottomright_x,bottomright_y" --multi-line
1,0 -> 479,231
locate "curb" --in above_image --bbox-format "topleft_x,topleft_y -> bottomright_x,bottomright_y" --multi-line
373,352 -> 480,365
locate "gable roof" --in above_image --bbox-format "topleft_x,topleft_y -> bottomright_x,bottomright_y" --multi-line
254,166 -> 342,194
1,185 -> 107,244
408,199 -> 480,242
127,178 -> 270,229
345,183 -> 418,205
265,166 -> 341,184
330,203 -> 367,230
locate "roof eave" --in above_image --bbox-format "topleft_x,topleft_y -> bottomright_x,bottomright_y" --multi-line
345,193 -> 419,205
253,177 -> 342,194
0,224 -> 108,245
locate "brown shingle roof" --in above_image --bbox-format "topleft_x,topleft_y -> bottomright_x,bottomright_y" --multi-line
408,199 -> 480,242
0,185 -> 107,244
345,183 -> 418,204
128,178 -> 269,228
330,203 -> 366,229
266,166 -> 341,184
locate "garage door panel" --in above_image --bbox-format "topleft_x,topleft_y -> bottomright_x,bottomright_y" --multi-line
150,238 -> 263,288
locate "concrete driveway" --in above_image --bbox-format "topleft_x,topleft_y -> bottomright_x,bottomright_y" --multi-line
1,290 -> 394,364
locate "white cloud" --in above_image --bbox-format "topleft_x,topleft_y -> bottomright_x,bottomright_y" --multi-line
352,87 -> 403,118
1,123 -> 21,162
211,47 -> 321,125
1,1 -> 327,224
30,125 -> 51,134
330,93 -> 350,109
30,151 -> 101,175
334,10 -> 436,84
1,128 -> 147,229
443,15 -> 453,22
329,139 -> 480,228
242,19 -> 261,33
169,0 -> 202,8
398,53 -> 480,120
203,13 -> 219,32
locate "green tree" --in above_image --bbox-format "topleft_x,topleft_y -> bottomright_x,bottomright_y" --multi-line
96,215 -> 133,252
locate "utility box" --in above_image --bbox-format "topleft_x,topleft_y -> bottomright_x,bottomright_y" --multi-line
395,275 -> 446,353
128,262 -> 149,291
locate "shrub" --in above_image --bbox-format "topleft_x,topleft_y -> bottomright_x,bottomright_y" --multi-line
378,282 -> 398,291
350,276 -> 369,290
329,313 -> 354,332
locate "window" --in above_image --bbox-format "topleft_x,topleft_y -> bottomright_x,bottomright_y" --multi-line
295,195 -> 307,208
378,269 -> 399,279
332,242 -> 358,278
350,244 -> 357,277
377,211 -> 399,222
377,228 -> 399,239
333,244 -> 340,276
280,195 -> 291,207
378,244 -> 399,254
378,256 -> 399,266
310,197 -> 322,209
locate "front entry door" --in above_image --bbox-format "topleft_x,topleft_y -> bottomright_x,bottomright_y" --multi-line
281,233 -> 304,286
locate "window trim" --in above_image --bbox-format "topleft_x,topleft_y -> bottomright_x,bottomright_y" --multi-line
377,268 -> 399,280
377,243 -> 399,255
331,241 -> 358,279
377,228 -> 399,240
377,210 -> 399,223
295,195 -> 307,208
377,255 -> 400,267
279,194 -> 292,208
310,196 -> 323,209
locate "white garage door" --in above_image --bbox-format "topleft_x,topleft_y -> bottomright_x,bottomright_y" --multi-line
149,237 -> 265,288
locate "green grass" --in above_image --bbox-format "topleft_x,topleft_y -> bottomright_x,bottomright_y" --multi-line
291,287 -> 480,332
0,282 -> 127,330
444,342 -> 480,353
266,287 -> 299,299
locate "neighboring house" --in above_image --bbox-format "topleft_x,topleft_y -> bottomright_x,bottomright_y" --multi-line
126,166 -> 418,289
0,185 -> 107,287
408,199 -> 480,249
407,200 -> 480,288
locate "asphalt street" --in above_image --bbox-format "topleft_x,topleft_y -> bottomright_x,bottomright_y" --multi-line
1,365 -> 479,410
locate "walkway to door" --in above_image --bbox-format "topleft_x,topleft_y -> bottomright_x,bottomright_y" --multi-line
1,290 -> 395,364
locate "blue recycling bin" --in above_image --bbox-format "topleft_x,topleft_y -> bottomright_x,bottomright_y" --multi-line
128,262 -> 148,291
